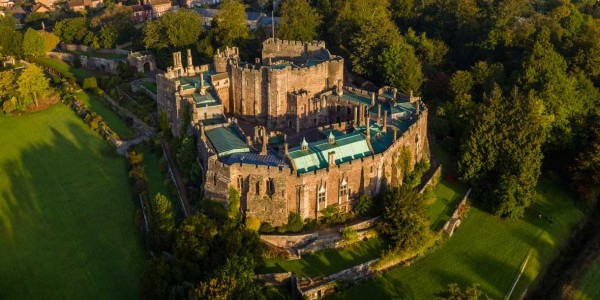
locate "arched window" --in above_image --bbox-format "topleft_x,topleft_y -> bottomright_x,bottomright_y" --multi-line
213,174 -> 217,186
318,185 -> 326,206
339,178 -> 348,197
255,181 -> 260,195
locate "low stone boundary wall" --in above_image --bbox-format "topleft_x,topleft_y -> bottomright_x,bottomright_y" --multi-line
260,232 -> 318,249
48,51 -> 122,74
255,272 -> 292,286
343,216 -> 380,231
442,188 -> 471,236
419,164 -> 442,193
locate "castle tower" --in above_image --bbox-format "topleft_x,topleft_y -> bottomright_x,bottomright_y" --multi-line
186,49 -> 194,75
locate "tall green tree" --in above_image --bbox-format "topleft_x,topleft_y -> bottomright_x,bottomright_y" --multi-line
23,29 -> 45,57
378,186 -> 431,252
143,10 -> 203,49
570,110 -> 600,204
150,193 -> 175,250
0,26 -> 22,57
213,0 -> 250,47
378,39 -> 424,94
277,0 -> 322,41
0,70 -> 17,103
40,32 -> 60,53
17,64 -> 50,108
459,87 -> 551,218
53,17 -> 88,44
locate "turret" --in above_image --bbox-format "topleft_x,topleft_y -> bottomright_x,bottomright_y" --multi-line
301,137 -> 308,151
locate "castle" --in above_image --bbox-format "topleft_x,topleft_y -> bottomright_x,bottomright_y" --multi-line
157,39 -> 429,226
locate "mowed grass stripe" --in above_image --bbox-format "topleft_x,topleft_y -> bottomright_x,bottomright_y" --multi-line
330,177 -> 583,299
0,105 -> 144,300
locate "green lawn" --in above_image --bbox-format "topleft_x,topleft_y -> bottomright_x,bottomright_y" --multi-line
330,176 -> 583,299
70,50 -> 127,60
137,146 -> 183,218
33,57 -> 96,82
75,92 -> 134,139
426,180 -> 468,230
257,238 -> 385,277
575,256 -> 600,300
141,81 -> 157,94
0,104 -> 145,299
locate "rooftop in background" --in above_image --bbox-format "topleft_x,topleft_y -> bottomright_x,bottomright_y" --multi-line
368,101 -> 416,116
340,92 -> 372,106
288,131 -> 372,174
205,126 -> 249,157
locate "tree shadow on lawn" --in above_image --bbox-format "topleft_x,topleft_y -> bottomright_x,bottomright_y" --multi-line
432,251 -> 525,299
0,120 -> 140,299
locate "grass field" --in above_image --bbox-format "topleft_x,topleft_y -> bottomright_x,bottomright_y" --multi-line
257,238 -> 385,277
141,81 -> 157,94
330,176 -> 583,299
575,256 -> 600,300
33,57 -> 96,82
74,92 -> 133,139
0,104 -> 145,299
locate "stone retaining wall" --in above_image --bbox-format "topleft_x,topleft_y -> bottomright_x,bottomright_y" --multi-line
255,272 -> 292,286
442,188 -> 471,236
260,232 -> 318,248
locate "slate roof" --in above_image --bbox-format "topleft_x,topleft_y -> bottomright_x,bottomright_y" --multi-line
223,152 -> 287,167
288,131 -> 372,174
340,92 -> 371,106
205,126 -> 249,157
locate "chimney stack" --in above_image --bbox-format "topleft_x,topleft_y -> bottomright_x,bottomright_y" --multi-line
261,132 -> 268,155
377,104 -> 382,124
187,49 -> 193,67
255,58 -> 261,65
371,92 -> 375,106
284,142 -> 289,155
365,117 -> 370,140
353,106 -> 358,125
328,151 -> 336,167
393,128 -> 398,142
246,136 -> 252,146
416,101 -> 420,115
254,126 -> 260,143
392,88 -> 397,101
383,110 -> 388,133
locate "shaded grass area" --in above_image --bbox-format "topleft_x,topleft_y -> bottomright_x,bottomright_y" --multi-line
0,104 -> 144,299
141,81 -> 157,94
32,57 -> 96,82
425,180 -> 468,230
70,50 -> 127,60
575,256 -> 600,300
330,176 -> 583,299
257,238 -> 385,277
136,146 -> 183,219
74,92 -> 133,139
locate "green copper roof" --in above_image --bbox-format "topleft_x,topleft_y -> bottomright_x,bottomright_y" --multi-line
205,126 -> 250,157
192,91 -> 220,107
288,132 -> 372,174
368,102 -> 415,115
340,92 -> 371,106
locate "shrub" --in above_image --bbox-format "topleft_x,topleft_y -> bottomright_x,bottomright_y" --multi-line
303,218 -> 318,231
353,194 -> 372,216
2,97 -> 17,114
259,222 -> 275,233
341,227 -> 359,246
320,206 -> 347,225
82,77 -> 98,90
245,216 -> 261,231
276,226 -> 287,234
286,212 -> 304,233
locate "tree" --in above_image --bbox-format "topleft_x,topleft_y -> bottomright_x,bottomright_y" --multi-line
570,111 -> 600,204
228,187 -> 240,219
82,77 -> 98,90
378,186 -> 430,252
320,205 -> 347,224
23,29 -> 45,57
0,26 -> 23,57
213,0 -> 250,47
353,194 -> 372,216
438,283 -> 488,300
245,216 -> 261,231
378,39 -> 424,94
459,87 -> 551,218
0,14 -> 16,29
176,134 -> 197,178
150,193 -> 175,250
40,32 -> 60,53
404,28 -> 448,68
18,64 -> 50,108
53,17 -> 88,44
143,10 -> 203,49
0,70 -> 17,103
277,0 -> 322,41
286,212 -> 303,232
100,24 -> 119,49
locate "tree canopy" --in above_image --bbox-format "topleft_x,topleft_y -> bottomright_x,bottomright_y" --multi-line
277,0 -> 322,42
17,64 -> 51,109
213,0 -> 250,47
23,29 -> 45,57
143,10 -> 204,49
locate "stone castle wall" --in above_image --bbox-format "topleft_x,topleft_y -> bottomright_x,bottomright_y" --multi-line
261,39 -> 329,63
203,107 -> 428,226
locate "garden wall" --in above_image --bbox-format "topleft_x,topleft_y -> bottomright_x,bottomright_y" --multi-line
260,232 -> 318,248
255,272 -> 292,286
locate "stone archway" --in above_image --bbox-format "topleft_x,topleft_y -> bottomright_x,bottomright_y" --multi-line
143,62 -> 151,72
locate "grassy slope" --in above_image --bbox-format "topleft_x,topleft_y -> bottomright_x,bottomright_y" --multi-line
74,92 -> 133,139
575,257 -> 600,300
257,238 -> 385,277
0,105 -> 144,299
33,57 -> 96,82
331,176 -> 583,299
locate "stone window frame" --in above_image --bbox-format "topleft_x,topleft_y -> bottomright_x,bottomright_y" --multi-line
317,185 -> 326,209
339,178 -> 348,198
266,178 -> 275,196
